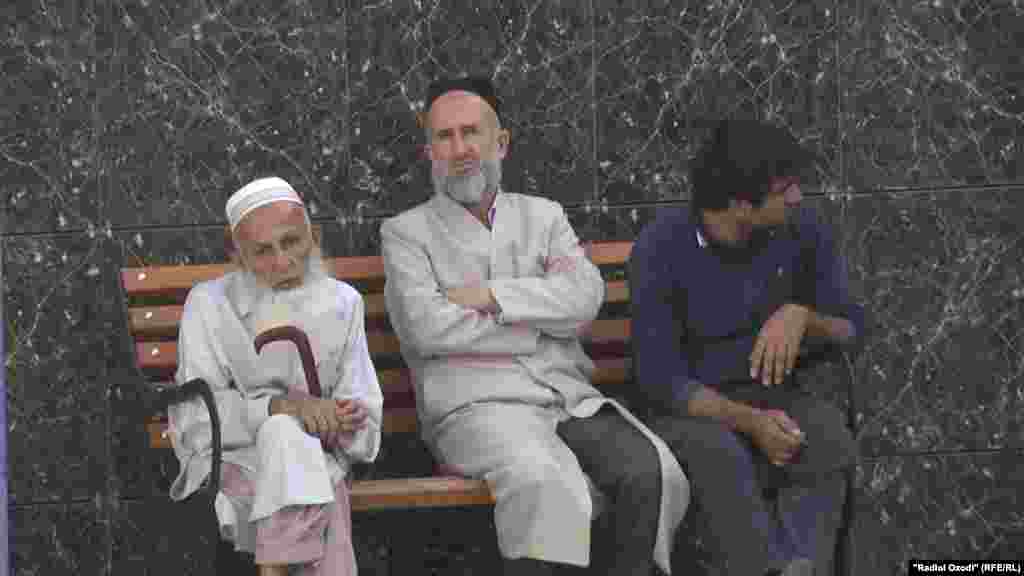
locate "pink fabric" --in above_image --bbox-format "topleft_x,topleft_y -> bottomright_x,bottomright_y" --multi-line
221,463 -> 356,575
543,255 -> 577,274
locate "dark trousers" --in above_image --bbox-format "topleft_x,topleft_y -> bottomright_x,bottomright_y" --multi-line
650,384 -> 856,576
504,406 -> 663,576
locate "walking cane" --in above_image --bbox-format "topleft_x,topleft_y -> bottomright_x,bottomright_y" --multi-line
254,326 -> 326,449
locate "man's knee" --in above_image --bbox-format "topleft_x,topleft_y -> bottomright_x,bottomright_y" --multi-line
616,434 -> 661,490
256,413 -> 306,446
652,416 -> 754,474
505,457 -> 564,493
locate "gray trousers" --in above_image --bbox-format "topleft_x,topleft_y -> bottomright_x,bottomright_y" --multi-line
649,384 -> 856,576
502,405 -> 663,576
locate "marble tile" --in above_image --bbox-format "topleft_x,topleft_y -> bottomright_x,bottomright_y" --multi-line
4,232 -> 122,504
849,452 -> 1024,574
843,188 -> 1024,455
373,507 -> 501,576
93,0 -> 350,228
347,0 -> 596,216
840,0 -> 1024,191
110,497 -> 223,575
10,501 -> 108,576
594,0 -> 842,204
1,0 -> 102,234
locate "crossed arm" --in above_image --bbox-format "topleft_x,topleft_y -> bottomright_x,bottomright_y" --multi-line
380,207 -> 603,358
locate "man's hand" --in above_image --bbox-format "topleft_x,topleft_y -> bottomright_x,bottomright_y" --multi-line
750,303 -> 810,387
446,284 -> 499,313
270,396 -> 343,442
328,399 -> 370,448
744,408 -> 805,466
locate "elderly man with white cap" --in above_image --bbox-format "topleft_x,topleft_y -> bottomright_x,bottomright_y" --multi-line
166,176 -> 383,576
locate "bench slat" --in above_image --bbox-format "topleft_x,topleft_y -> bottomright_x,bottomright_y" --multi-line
135,319 -> 631,377
147,406 -> 420,449
586,241 -> 632,266
126,281 -> 629,340
122,256 -> 387,298
122,244 -> 631,299
128,294 -> 391,339
144,357 -> 631,424
350,477 -> 494,511
145,357 -> 632,449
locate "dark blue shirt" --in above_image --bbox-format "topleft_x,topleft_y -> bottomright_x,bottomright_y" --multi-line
629,206 -> 865,411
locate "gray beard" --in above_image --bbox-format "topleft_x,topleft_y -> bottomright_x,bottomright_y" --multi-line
433,157 -> 503,205
241,251 -> 330,331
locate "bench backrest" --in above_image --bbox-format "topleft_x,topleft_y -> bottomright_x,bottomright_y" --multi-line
122,241 -> 634,448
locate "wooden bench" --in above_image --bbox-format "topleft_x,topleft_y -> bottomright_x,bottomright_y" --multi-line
121,241 -> 635,513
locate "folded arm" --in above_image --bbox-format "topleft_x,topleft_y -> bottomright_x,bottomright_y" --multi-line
490,207 -> 605,338
381,220 -> 539,358
796,217 -> 866,346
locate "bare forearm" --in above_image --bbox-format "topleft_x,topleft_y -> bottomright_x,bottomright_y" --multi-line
685,385 -> 759,435
268,396 -> 299,417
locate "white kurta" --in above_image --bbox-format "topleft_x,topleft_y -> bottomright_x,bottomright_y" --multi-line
382,192 -> 689,573
167,270 -> 384,539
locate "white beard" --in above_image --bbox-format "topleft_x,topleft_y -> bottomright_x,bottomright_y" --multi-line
243,250 -> 330,334
434,157 -> 503,205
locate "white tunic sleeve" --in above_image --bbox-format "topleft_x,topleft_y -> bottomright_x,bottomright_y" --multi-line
489,205 -> 605,338
327,290 -> 383,463
170,285 -> 267,458
381,219 -> 540,357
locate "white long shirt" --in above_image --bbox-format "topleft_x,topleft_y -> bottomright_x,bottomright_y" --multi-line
167,270 -> 383,502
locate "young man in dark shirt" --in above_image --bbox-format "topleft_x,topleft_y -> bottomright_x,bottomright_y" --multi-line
630,119 -> 863,576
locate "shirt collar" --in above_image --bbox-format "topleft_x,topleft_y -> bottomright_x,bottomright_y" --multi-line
695,227 -> 708,248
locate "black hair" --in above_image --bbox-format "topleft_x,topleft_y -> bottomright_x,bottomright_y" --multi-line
690,118 -> 813,213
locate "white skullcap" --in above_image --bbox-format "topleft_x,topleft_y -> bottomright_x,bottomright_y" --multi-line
225,176 -> 305,231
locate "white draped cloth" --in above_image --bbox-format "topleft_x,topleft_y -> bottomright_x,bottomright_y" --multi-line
382,191 -> 690,573
167,270 -> 383,553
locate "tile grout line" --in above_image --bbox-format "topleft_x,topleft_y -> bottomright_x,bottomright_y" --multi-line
590,0 -> 598,208
95,0 -> 116,572
5,181 -> 1024,241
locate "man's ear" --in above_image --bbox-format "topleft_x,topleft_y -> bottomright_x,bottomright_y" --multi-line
496,128 -> 511,159
310,223 -> 322,247
224,226 -> 241,266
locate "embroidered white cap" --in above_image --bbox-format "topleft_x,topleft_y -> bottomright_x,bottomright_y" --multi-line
225,176 -> 304,231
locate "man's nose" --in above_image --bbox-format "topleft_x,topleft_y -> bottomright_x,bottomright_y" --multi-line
272,250 -> 292,272
784,184 -> 802,204
450,133 -> 473,158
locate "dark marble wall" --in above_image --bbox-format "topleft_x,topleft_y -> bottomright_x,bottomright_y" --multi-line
3,1 -> 1023,574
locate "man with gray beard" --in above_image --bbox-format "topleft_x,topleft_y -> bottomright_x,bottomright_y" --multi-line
381,76 -> 690,576
168,177 -> 384,576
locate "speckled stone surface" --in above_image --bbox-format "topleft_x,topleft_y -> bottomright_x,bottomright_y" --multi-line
5,0 -> 1024,574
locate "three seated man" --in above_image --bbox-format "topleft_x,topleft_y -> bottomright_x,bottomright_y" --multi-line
167,76 -> 861,576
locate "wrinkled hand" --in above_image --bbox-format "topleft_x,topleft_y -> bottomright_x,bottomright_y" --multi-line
746,409 -> 805,466
446,284 -> 498,313
293,397 -> 346,443
750,304 -> 810,387
328,399 -> 370,448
